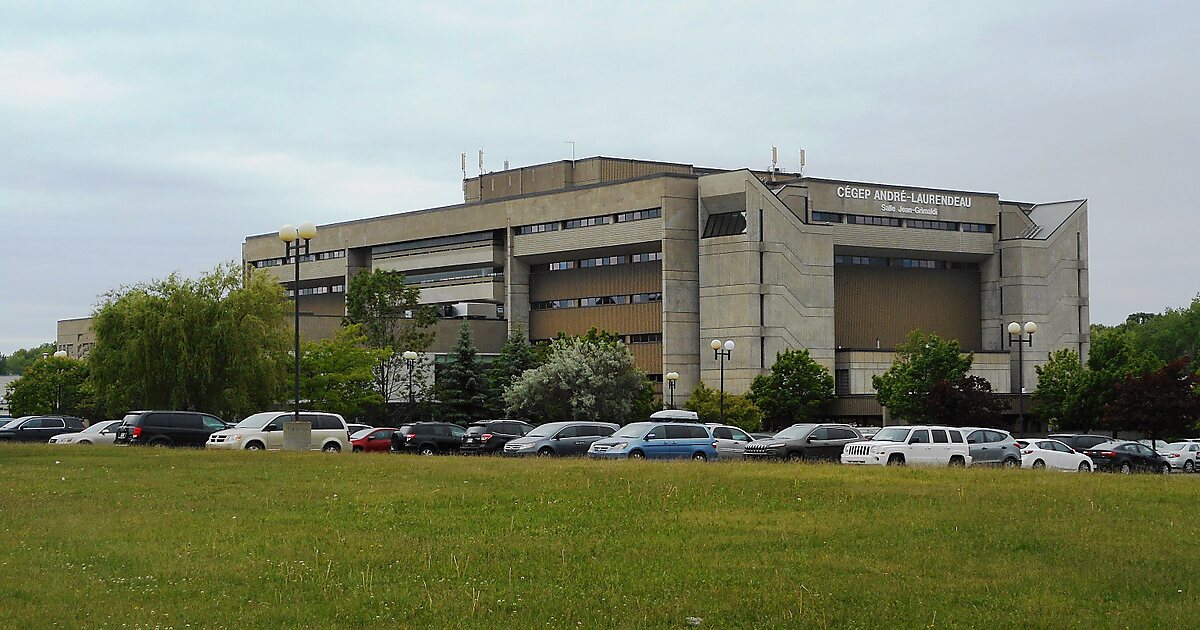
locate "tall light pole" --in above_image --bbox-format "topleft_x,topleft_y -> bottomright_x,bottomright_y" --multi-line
665,371 -> 679,409
402,350 -> 419,413
280,221 -> 317,450
51,350 -> 67,412
710,339 -> 734,425
1006,321 -> 1037,430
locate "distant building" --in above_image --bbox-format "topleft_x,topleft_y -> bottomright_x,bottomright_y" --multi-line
0,374 -> 19,415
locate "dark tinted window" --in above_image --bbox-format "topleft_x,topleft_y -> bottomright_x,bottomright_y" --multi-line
967,430 -> 984,444
949,431 -> 964,443
832,428 -> 860,440
201,416 -> 226,431
910,430 -> 930,444
987,430 -> 1009,443
688,425 -> 709,439
595,425 -> 615,437
713,427 -> 733,440
810,427 -> 830,440
556,426 -> 580,439
664,425 -> 689,439
931,430 -> 948,444
65,417 -> 84,429
144,413 -> 169,427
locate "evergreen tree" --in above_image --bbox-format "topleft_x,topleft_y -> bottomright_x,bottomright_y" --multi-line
487,325 -> 540,415
684,382 -> 764,432
436,323 -> 492,424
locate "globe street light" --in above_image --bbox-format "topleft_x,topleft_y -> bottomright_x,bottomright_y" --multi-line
1006,321 -> 1037,430
280,221 -> 316,450
51,350 -> 68,412
665,371 -> 680,409
711,339 -> 734,425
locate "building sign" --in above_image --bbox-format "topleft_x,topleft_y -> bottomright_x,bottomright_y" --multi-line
836,185 -> 974,217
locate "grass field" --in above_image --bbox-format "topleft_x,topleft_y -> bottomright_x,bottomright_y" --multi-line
1,445 -> 1197,629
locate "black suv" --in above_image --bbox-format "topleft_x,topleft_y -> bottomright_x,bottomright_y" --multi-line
743,423 -> 863,461
391,422 -> 466,455
0,415 -> 86,442
461,419 -> 535,455
114,410 -> 227,447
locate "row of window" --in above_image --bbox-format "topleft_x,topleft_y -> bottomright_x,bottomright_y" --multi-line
252,249 -> 346,268
834,255 -> 980,270
812,211 -> 995,233
538,251 -> 661,272
405,267 -> 502,285
516,208 -> 662,235
531,292 -> 663,310
285,284 -> 346,297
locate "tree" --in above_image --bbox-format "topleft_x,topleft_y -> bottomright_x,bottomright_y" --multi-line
4,355 -> 96,418
436,323 -> 492,424
0,343 -> 57,375
925,375 -> 1005,427
504,333 -> 651,425
344,269 -> 438,407
683,382 -> 764,432
1032,349 -> 1087,431
1076,328 -> 1162,434
1125,295 -> 1200,372
1104,357 -> 1200,441
487,325 -> 541,416
299,324 -> 388,421
747,349 -> 834,430
88,262 -> 290,420
871,331 -> 974,422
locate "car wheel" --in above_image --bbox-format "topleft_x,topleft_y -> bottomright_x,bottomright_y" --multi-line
786,451 -> 805,462
1032,459 -> 1046,469
1078,461 -> 1091,472
1119,462 -> 1133,474
352,446 -> 363,453
79,440 -> 92,445
150,439 -> 169,448
1002,457 -> 1019,468
1184,460 -> 1195,473
887,454 -> 904,466
1159,462 -> 1171,475
628,450 -> 645,460
419,445 -> 436,456
245,441 -> 264,451
692,451 -> 708,462
537,447 -> 554,457
949,456 -> 966,467
322,443 -> 341,453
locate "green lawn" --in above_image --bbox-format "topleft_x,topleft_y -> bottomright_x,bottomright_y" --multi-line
1,445 -> 1196,629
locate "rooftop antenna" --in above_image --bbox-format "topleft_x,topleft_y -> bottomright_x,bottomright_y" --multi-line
503,158 -> 510,170
564,140 -> 576,161
477,149 -> 484,176
799,149 -> 806,176
460,152 -> 467,179
770,145 -> 778,182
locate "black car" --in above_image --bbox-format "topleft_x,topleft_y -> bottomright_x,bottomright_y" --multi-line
1082,441 -> 1172,474
1048,434 -> 1115,452
743,423 -> 863,461
460,419 -> 535,455
390,422 -> 466,455
0,415 -> 86,442
114,410 -> 227,447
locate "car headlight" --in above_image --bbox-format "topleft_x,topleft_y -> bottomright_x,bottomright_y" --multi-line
519,443 -> 536,449
610,442 -> 628,450
768,443 -> 785,448
232,435 -> 242,441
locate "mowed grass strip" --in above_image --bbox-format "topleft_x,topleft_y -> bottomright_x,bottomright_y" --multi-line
0,445 -> 1196,629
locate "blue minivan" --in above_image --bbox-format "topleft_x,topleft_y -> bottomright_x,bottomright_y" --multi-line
587,422 -> 718,461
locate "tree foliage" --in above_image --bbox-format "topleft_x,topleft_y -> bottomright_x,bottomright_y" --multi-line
4,355 -> 97,418
872,331 -> 974,422
504,332 -> 651,425
1110,295 -> 1200,372
683,382 -> 764,432
747,349 -> 834,430
0,343 -> 57,376
436,323 -> 492,424
925,375 -> 1005,427
487,325 -> 541,416
344,269 -> 437,405
1032,349 -> 1087,430
299,324 -> 388,421
88,262 -> 290,420
1104,357 -> 1200,440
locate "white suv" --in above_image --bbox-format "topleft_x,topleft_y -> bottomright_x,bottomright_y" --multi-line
841,425 -> 972,466
207,411 -> 350,452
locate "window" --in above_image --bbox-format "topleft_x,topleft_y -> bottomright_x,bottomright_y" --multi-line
961,223 -> 994,233
832,428 -> 859,440
202,416 -> 226,431
713,427 -> 733,440
730,428 -> 751,442
631,252 -> 662,263
564,216 -> 610,229
811,211 -> 843,223
628,333 -> 662,344
614,207 -> 662,223
405,267 -> 499,285
835,369 -> 850,396
847,214 -> 901,227
702,212 -> 747,238
531,299 -> 577,310
631,292 -> 662,304
579,255 -> 625,268
906,219 -> 958,231
315,250 -> 345,260
949,431 -> 964,444
517,222 -> 560,235
580,295 -> 628,307
932,430 -> 949,444
546,261 -> 576,271
909,430 -> 930,444
834,255 -> 888,266
967,431 -> 984,444
892,258 -> 939,269
810,427 -> 830,440
595,425 -> 615,437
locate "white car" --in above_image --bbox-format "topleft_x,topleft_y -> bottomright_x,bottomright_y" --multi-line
1013,438 -> 1092,472
47,420 -> 123,445
1160,442 -> 1200,473
840,425 -> 972,466
207,411 -> 350,452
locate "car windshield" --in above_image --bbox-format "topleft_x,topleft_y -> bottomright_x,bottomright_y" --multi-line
614,423 -> 654,438
872,427 -> 911,442
1,418 -> 26,430
1162,443 -> 1186,452
350,428 -> 373,440
772,424 -> 817,440
234,412 -> 280,429
79,422 -> 112,434
525,423 -> 565,439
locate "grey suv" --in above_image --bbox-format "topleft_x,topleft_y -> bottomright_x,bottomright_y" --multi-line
963,427 -> 1022,466
743,423 -> 862,461
502,422 -> 619,457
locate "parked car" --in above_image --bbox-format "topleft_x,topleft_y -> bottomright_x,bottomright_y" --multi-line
962,427 -> 1022,467
206,412 -> 350,452
743,423 -> 862,461
391,422 -> 466,455
1082,441 -> 1172,474
114,411 -> 227,447
588,422 -> 717,460
351,427 -> 396,453
48,420 -> 123,445
708,424 -> 756,459
840,426 -> 971,466
1160,442 -> 1200,473
461,419 -> 535,455
345,423 -> 373,435
1137,439 -> 1170,452
0,415 -> 86,442
503,422 -> 619,457
1048,434 -> 1115,452
1013,438 -> 1093,472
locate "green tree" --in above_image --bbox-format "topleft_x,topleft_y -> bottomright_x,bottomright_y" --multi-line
871,331 -> 974,422
683,382 -> 764,432
344,269 -> 438,407
487,325 -> 541,415
1,342 -> 57,375
747,349 -> 834,430
1103,357 -> 1200,441
4,355 -> 96,418
1073,328 -> 1162,434
1125,295 -> 1200,372
88,262 -> 290,420
925,375 -> 1006,427
505,333 -> 651,425
299,324 -> 388,421
1032,349 -> 1087,430
436,323 -> 492,424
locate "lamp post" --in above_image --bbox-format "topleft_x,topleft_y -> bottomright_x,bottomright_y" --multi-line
280,221 -> 317,450
402,350 -> 419,408
51,350 -> 67,412
1006,321 -> 1037,430
665,371 -> 679,409
710,339 -> 734,425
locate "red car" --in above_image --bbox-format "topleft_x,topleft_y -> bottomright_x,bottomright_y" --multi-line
351,427 -> 396,453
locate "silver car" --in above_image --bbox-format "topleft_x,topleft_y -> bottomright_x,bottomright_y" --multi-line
502,421 -> 619,457
962,427 -> 1022,467
1160,442 -> 1200,473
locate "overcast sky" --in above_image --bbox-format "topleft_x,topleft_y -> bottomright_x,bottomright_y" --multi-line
2,1 -> 1197,354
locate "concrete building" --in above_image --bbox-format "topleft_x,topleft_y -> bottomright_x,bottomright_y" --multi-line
235,155 -> 1089,423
